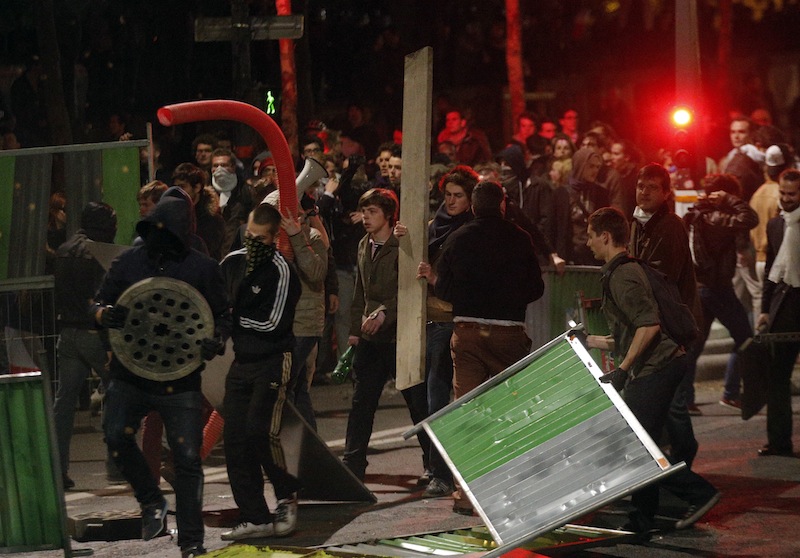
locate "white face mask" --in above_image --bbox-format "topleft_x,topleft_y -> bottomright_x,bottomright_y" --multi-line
212,167 -> 237,193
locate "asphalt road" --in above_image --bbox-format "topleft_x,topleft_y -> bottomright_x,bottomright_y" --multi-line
9,376 -> 800,558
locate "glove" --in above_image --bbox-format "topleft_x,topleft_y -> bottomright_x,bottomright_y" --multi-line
568,327 -> 588,349
201,337 -> 225,361
101,305 -> 129,329
599,367 -> 628,391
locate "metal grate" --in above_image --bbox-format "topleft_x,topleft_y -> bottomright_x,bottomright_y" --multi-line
0,276 -> 58,393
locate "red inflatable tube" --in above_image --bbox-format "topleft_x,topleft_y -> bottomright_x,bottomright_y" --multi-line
157,100 -> 297,257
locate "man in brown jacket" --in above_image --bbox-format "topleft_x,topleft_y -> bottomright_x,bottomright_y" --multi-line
342,188 -> 429,481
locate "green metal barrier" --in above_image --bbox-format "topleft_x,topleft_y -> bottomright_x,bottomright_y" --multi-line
0,372 -> 73,556
407,332 -> 682,558
546,266 -> 604,338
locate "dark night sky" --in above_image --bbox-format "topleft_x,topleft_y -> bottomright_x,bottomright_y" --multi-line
2,0 -> 799,157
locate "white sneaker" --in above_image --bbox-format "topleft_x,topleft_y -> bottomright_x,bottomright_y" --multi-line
220,521 -> 275,541
274,495 -> 297,537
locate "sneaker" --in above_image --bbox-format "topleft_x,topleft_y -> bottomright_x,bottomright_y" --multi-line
757,444 -> 794,457
416,469 -> 433,487
141,498 -> 168,540
675,491 -> 721,529
221,521 -> 275,541
274,495 -> 298,537
181,544 -> 208,557
719,398 -> 741,410
90,388 -> 104,417
62,475 -> 75,490
424,478 -> 454,498
687,403 -> 703,416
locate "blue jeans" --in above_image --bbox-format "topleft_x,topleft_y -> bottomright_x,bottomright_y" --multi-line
103,379 -> 204,550
683,285 -> 753,403
426,322 -> 454,414
288,336 -> 320,431
53,328 -> 109,475
426,322 -> 454,482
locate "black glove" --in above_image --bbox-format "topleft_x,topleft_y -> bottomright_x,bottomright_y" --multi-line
568,327 -> 588,349
599,367 -> 628,391
101,305 -> 129,329
201,337 -> 225,361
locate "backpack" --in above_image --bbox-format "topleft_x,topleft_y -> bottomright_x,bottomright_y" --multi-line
602,255 -> 699,348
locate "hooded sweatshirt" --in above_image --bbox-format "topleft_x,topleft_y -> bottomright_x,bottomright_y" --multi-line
93,191 -> 231,394
567,148 -> 609,264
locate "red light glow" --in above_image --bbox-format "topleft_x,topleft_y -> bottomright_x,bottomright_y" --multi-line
672,108 -> 692,127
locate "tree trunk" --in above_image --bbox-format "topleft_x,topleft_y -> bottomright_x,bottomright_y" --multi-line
505,0 -> 525,128
35,0 -> 72,145
276,0 -> 298,157
717,0 -> 732,111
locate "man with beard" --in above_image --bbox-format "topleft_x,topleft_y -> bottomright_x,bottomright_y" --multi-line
756,169 -> 800,457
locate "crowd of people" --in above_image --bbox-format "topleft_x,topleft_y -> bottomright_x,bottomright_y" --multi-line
42,101 -> 800,556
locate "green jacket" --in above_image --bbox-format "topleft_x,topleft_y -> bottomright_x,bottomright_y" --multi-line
350,233 -> 398,343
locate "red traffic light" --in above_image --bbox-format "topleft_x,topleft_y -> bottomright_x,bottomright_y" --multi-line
672,107 -> 693,127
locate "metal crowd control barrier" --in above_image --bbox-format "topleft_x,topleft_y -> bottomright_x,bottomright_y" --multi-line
0,372 -> 75,556
1,276 -> 58,391
405,331 -> 684,558
526,266 -> 604,350
0,140 -> 145,280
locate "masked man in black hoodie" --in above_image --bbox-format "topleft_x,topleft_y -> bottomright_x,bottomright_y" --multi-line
92,189 -> 230,558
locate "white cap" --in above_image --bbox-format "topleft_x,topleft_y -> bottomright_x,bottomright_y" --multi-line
766,144 -> 786,167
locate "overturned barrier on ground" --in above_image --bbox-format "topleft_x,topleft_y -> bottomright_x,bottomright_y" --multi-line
405,331 -> 683,558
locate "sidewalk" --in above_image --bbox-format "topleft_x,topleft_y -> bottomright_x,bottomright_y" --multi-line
12,378 -> 800,558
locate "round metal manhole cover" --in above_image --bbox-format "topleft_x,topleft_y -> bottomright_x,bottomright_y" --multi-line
109,277 -> 214,382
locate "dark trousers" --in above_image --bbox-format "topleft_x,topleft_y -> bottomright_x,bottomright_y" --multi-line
684,285 -> 754,403
223,354 -> 299,525
103,379 -> 204,549
54,327 -> 109,475
767,286 -> 800,451
426,322 -> 455,482
343,339 -> 430,479
624,356 -> 717,521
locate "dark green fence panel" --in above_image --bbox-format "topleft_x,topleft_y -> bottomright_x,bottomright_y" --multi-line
0,372 -> 72,555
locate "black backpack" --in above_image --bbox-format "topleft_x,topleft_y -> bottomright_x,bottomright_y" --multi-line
602,255 -> 699,348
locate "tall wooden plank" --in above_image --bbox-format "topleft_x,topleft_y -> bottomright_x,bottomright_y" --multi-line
396,47 -> 433,391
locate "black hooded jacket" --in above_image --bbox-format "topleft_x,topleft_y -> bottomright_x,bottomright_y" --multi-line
55,230 -> 114,329
93,192 -> 231,394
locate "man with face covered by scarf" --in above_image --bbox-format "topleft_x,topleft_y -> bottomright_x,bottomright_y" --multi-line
211,147 -> 254,257
91,191 -> 230,558
218,203 -> 302,541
